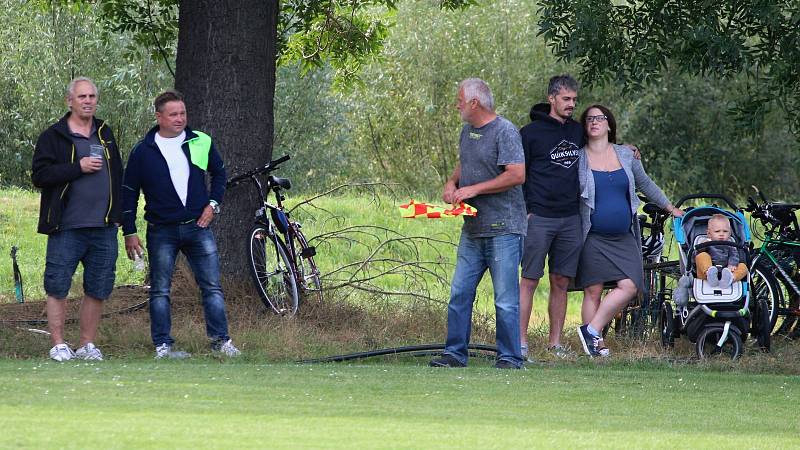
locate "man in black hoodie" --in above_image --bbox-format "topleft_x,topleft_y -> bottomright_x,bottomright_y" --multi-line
518,75 -> 585,359
31,77 -> 123,362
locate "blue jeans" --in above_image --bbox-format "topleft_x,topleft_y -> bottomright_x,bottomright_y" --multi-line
444,232 -> 523,367
146,222 -> 230,347
44,226 -> 118,300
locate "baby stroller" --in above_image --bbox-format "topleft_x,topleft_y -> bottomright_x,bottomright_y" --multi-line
661,194 -> 771,359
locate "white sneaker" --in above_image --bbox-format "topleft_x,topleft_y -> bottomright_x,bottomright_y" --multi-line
49,344 -> 75,362
548,344 -> 577,359
597,340 -> 611,358
520,343 -> 535,364
215,339 -> 241,357
75,342 -> 104,361
154,343 -> 191,359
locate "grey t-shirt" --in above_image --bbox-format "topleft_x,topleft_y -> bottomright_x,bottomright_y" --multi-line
458,116 -> 527,237
705,243 -> 740,267
61,125 -> 111,229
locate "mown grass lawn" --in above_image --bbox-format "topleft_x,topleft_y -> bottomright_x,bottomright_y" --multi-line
1,358 -> 797,449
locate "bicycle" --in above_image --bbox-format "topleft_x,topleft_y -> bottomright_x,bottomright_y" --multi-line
612,201 -> 680,339
745,186 -> 800,337
226,155 -> 323,316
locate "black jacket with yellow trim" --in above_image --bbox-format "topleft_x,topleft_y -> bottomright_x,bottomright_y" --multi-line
31,112 -> 123,234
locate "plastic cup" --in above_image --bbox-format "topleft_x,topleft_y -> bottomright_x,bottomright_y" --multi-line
89,144 -> 104,159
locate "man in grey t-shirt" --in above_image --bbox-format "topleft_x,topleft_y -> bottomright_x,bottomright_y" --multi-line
429,78 -> 526,369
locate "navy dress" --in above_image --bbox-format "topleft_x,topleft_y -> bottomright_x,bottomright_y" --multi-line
576,168 -> 644,290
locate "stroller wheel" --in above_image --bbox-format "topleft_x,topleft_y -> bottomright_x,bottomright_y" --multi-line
755,298 -> 772,352
696,324 -> 743,360
659,302 -> 675,348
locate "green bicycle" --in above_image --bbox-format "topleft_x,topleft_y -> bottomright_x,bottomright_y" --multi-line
746,187 -> 800,336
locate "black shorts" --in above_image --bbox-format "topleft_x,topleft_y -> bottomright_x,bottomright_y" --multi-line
521,214 -> 582,279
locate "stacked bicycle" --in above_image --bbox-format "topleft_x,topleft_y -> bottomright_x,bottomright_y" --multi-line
746,186 -> 800,339
612,200 -> 679,339
226,155 -> 323,316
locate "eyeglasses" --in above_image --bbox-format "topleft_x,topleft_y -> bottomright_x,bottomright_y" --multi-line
586,115 -> 608,123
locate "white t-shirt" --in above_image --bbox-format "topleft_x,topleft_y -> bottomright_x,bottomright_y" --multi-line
155,130 -> 189,206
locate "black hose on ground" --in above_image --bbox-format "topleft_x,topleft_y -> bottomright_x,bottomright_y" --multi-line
296,343 -> 497,364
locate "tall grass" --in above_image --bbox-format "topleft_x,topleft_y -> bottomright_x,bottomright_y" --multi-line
0,188 -> 145,303
0,187 -> 579,324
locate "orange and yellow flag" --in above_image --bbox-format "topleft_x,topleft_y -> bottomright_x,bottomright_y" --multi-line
398,199 -> 477,219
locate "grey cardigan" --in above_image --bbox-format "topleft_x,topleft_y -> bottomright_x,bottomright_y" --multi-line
578,144 -> 670,242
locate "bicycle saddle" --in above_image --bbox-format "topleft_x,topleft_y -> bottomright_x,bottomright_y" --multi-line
770,203 -> 800,223
268,175 -> 292,190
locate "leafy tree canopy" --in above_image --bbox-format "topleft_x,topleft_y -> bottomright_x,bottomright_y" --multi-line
42,0 -> 475,86
537,0 -> 800,135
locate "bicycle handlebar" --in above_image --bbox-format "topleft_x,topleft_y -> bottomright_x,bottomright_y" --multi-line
226,154 -> 291,187
745,185 -> 800,230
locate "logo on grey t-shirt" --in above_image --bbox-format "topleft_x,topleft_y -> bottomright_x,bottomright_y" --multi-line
549,140 -> 580,168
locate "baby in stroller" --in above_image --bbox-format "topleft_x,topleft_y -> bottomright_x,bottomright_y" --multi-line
695,214 -> 749,289
666,195 -> 768,359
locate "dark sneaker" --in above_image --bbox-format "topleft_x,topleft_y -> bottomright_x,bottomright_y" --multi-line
577,324 -> 602,357
429,354 -> 466,368
494,359 -> 521,369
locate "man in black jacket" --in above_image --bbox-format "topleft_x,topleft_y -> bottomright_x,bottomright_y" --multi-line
31,77 -> 123,362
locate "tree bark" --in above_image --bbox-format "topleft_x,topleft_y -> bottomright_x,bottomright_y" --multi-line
175,1 -> 277,276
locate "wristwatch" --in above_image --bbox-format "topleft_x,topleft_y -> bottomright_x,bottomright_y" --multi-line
209,200 -> 221,214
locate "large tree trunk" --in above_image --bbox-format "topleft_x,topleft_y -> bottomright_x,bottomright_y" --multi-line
175,1 -> 277,277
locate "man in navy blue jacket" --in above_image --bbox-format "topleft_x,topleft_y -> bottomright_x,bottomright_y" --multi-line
122,90 -> 240,359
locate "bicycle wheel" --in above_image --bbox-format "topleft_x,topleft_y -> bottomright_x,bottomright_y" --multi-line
289,226 -> 323,304
248,225 -> 299,316
775,274 -> 799,336
754,298 -> 771,352
659,301 -> 675,348
750,262 -> 783,332
695,325 -> 743,360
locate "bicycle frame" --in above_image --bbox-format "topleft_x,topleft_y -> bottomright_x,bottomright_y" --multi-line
751,235 -> 800,317
247,173 -> 306,286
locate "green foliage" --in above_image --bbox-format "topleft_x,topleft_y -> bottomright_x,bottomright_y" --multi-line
272,64 -> 357,192
50,0 -> 476,87
0,1 -> 173,187
327,1 -> 800,201
340,1 -> 573,196
0,188 -> 146,303
97,0 -> 178,74
538,0 -> 800,135
624,72 -> 800,199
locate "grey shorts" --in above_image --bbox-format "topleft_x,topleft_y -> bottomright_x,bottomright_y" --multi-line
521,214 -> 582,279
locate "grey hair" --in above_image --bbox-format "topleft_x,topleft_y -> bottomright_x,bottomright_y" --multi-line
459,78 -> 495,111
547,74 -> 579,97
66,77 -> 98,99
